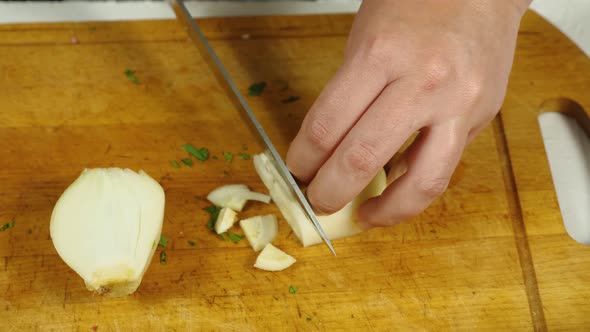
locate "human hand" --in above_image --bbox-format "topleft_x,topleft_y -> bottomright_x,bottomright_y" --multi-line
286,0 -> 531,228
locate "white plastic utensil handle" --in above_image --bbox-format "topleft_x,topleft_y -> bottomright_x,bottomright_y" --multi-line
539,112 -> 590,245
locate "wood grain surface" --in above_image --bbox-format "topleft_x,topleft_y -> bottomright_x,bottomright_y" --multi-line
0,11 -> 588,331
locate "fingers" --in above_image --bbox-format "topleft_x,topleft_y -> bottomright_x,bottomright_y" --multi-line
305,81 -> 425,214
286,59 -> 391,183
357,120 -> 467,228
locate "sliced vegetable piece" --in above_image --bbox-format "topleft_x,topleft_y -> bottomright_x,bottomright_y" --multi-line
253,153 -> 386,247
207,184 -> 270,212
214,207 -> 238,234
254,244 -> 296,271
240,215 -> 278,251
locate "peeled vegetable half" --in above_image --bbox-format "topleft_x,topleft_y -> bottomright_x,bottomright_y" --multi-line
50,168 -> 165,296
253,153 -> 387,247
240,214 -> 278,251
254,243 -> 296,271
207,184 -> 271,212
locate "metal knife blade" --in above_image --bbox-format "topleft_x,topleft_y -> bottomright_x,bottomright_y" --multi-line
167,0 -> 336,256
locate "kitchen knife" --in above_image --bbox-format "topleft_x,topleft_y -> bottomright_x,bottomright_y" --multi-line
167,0 -> 337,255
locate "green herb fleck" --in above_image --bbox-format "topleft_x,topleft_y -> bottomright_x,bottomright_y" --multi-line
242,144 -> 248,151
238,153 -> 250,160
160,251 -> 167,265
289,285 -> 298,294
223,152 -> 233,162
306,317 -> 312,321
124,69 -> 139,84
170,160 -> 180,168
282,96 -> 300,104
159,235 -> 169,248
0,220 -> 15,232
204,205 -> 222,231
183,144 -> 209,162
219,233 -> 228,241
227,232 -> 244,243
248,82 -> 266,96
187,240 -> 197,247
181,158 -> 193,167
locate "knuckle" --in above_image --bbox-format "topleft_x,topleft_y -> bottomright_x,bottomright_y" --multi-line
420,55 -> 454,92
305,118 -> 336,153
415,176 -> 450,198
462,78 -> 485,106
358,35 -> 393,69
343,140 -> 380,177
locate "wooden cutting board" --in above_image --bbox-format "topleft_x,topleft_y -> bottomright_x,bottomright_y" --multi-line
0,11 -> 588,331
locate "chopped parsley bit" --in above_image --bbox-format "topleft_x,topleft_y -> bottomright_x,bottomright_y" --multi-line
181,158 -> 193,167
160,251 -> 167,265
0,220 -> 15,232
227,232 -> 244,243
248,82 -> 266,96
282,96 -> 301,104
219,233 -> 228,241
124,69 -> 139,84
242,144 -> 248,151
289,285 -> 298,294
306,317 -> 312,321
223,152 -> 233,162
183,144 -> 209,162
204,205 -> 222,231
187,240 -> 197,247
170,160 -> 180,168
238,153 -> 250,160
159,235 -> 169,248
